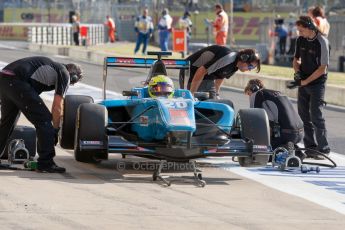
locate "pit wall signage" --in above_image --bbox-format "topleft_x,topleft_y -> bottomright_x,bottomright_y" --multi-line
4,8 -> 67,23
1,8 -> 68,40
0,24 -> 27,40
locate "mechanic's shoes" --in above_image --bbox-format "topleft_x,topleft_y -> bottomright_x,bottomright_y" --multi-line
36,162 -> 66,173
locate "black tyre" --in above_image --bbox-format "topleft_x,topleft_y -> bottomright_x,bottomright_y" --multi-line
74,103 -> 108,163
236,108 -> 270,167
60,95 -> 93,149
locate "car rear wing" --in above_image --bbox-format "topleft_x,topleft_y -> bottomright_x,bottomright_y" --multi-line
103,54 -> 190,100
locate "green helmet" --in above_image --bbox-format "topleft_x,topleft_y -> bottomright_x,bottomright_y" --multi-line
148,75 -> 174,98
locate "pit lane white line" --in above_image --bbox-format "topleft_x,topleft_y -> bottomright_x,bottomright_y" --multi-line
199,153 -> 345,215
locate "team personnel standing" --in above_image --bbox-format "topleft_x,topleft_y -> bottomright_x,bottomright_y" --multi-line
185,45 -> 260,98
212,4 -> 229,46
158,8 -> 173,51
71,15 -> 80,46
308,6 -> 330,37
105,15 -> 116,43
178,11 -> 193,53
134,7 -> 154,55
287,15 -> 330,157
244,79 -> 304,154
0,56 -> 83,172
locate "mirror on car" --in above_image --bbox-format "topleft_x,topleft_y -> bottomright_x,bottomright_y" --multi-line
122,91 -> 139,97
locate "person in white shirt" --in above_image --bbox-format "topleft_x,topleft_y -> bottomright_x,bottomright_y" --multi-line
158,8 -> 173,51
134,7 -> 154,55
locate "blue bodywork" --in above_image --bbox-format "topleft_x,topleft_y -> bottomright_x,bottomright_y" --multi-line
100,87 -> 234,142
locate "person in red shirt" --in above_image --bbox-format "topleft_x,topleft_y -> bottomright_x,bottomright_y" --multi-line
213,4 -> 228,46
105,15 -> 116,43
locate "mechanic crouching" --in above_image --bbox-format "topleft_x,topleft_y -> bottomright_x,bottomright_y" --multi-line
184,45 -> 261,99
0,56 -> 83,173
244,79 -> 305,159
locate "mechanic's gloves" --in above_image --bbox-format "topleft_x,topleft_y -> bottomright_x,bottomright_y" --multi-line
54,128 -> 60,146
286,72 -> 302,89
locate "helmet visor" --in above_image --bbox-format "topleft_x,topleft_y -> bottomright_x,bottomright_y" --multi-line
150,82 -> 174,96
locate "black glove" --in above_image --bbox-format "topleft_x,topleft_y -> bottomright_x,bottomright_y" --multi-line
54,128 -> 60,146
286,80 -> 301,89
294,72 -> 302,82
286,72 -> 302,89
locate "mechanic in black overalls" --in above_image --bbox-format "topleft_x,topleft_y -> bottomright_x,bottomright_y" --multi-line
245,79 -> 304,157
0,56 -> 83,173
286,16 -> 330,158
185,45 -> 261,98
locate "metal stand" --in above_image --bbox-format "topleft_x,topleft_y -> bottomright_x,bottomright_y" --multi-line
152,160 -> 171,186
152,160 -> 206,187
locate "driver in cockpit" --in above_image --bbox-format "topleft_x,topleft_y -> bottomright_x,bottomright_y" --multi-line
148,75 -> 175,98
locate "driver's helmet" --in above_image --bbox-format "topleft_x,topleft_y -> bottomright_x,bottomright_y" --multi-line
148,75 -> 174,98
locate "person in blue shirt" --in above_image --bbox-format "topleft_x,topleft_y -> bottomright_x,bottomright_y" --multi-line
134,7 -> 154,55
275,18 -> 288,55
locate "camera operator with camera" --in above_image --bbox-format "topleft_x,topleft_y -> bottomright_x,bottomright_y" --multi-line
286,15 -> 330,159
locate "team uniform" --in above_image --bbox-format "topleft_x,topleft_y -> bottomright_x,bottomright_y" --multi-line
0,56 -> 70,168
249,89 -> 304,149
134,14 -> 154,54
158,13 -> 173,51
213,10 -> 228,46
186,45 -> 238,98
294,32 -> 330,153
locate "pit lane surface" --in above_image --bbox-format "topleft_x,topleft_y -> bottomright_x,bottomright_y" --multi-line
1,43 -> 345,229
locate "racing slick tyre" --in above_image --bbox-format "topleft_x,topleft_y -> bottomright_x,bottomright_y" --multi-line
60,95 -> 94,149
236,108 -> 270,167
74,103 -> 108,163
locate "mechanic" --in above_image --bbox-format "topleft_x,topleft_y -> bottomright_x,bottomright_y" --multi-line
286,15 -> 330,159
185,45 -> 261,99
244,79 -> 304,158
148,75 -> 175,98
0,56 -> 83,173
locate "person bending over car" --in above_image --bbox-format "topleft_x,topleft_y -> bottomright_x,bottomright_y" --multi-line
185,45 -> 261,99
0,56 -> 83,173
244,79 -> 305,158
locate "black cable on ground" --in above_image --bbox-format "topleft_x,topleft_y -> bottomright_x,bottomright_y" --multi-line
297,147 -> 337,168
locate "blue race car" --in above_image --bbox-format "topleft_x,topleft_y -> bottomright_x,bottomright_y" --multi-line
59,52 -> 271,186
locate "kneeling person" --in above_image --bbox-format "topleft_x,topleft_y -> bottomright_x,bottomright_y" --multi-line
244,79 -> 304,154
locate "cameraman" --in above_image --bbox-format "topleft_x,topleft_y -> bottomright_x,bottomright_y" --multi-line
245,79 -> 304,154
286,15 -> 330,158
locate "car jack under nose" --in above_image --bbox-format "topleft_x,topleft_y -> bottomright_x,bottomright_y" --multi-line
152,160 -> 206,187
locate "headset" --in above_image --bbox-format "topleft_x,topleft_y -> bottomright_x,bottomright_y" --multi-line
70,72 -> 82,85
299,16 -> 317,31
239,51 -> 257,63
250,83 -> 260,93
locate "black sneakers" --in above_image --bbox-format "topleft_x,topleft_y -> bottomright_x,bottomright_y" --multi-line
36,162 -> 66,173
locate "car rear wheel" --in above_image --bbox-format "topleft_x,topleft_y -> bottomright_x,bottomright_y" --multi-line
236,108 -> 270,167
60,95 -> 93,149
74,103 -> 108,163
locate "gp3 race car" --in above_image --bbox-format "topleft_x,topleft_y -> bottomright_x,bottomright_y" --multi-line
59,52 -> 272,186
